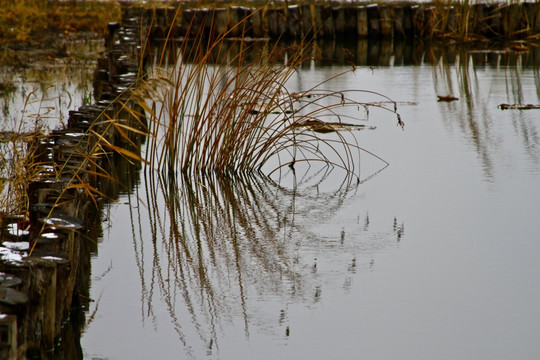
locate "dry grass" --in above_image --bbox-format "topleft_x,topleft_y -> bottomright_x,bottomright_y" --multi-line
1,4 -> 404,249
0,0 -> 121,44
129,9 -> 403,180
429,0 -> 539,41
0,91 -> 47,225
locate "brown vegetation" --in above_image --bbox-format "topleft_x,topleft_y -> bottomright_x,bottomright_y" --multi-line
0,0 -> 121,44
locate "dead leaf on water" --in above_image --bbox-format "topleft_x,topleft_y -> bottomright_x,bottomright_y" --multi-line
437,95 -> 459,102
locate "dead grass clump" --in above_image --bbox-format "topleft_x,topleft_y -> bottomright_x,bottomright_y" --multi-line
0,0 -> 121,44
129,11 -> 403,180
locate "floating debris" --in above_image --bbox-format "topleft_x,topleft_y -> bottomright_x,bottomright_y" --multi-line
499,103 -> 540,110
509,44 -> 529,52
293,120 -> 376,133
437,95 -> 459,102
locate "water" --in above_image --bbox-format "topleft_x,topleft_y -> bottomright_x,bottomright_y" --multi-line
81,44 -> 540,359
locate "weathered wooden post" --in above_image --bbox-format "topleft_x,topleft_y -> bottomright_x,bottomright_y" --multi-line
472,3 -> 489,37
379,5 -> 395,38
312,4 -> 323,37
367,4 -> 381,37
535,2 -> 540,34
321,5 -> 335,38
300,4 -> 314,38
287,5 -> 301,39
0,314 -> 17,360
266,7 -> 286,38
250,8 -> 264,38
333,7 -> 345,35
210,8 -> 228,37
357,6 -> 368,37
502,3 -> 521,37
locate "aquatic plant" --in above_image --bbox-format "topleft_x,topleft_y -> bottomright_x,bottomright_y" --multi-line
130,9 -> 403,181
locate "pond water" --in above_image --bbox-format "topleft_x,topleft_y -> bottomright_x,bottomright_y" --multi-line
81,42 -> 540,359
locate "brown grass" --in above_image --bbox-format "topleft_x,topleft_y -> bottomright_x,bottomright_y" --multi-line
0,0 -> 121,44
129,9 -> 403,180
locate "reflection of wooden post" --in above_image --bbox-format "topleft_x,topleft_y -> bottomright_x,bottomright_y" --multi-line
356,39 -> 368,64
0,315 -> 17,360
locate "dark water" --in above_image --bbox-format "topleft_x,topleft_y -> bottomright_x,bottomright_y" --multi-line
81,42 -> 540,359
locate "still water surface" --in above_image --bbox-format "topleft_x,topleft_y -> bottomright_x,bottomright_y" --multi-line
81,44 -> 540,359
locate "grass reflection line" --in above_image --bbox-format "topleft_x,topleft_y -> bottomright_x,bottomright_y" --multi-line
129,168 -> 361,353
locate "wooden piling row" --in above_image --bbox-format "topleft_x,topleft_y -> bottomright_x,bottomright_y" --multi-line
0,10 -> 146,359
133,1 -> 540,40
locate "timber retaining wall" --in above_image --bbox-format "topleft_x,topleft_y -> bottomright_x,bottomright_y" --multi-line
127,1 -> 540,40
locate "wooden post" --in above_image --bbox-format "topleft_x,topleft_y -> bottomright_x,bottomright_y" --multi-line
300,4 -> 314,38
380,5 -> 395,38
0,315 -> 17,360
287,5 -> 301,38
366,4 -> 381,37
321,5 -> 335,38
357,6 -> 368,37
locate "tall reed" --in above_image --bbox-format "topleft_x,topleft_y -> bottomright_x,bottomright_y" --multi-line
131,9 -> 403,180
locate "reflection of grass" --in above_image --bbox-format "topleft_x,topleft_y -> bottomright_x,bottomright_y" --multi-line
132,170 -> 360,352
430,42 -> 540,181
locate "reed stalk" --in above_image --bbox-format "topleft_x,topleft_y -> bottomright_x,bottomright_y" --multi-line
130,9 -> 403,180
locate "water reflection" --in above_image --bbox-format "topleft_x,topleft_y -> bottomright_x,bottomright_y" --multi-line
428,44 -> 540,182
170,37 -> 540,69
82,38 -> 540,358
126,170 -> 402,356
